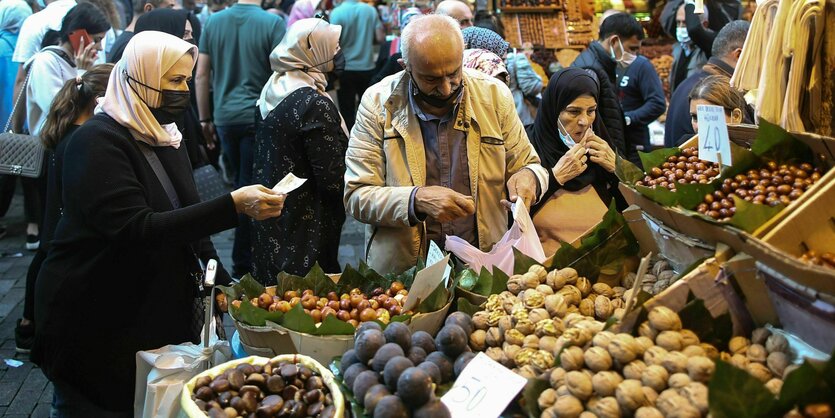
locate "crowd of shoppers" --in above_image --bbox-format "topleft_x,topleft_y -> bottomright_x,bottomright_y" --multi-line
0,0 -> 756,415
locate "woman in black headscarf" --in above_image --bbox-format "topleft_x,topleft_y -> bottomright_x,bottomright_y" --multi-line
528,68 -> 624,255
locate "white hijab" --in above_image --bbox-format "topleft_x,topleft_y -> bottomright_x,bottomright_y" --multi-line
257,18 -> 347,135
99,31 -> 197,148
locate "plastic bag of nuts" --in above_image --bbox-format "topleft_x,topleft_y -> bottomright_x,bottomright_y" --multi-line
180,354 -> 345,418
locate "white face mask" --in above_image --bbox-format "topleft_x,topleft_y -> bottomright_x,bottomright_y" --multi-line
609,37 -> 637,68
676,27 -> 691,44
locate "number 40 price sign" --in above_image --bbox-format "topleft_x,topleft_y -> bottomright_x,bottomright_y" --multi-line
440,353 -> 528,418
697,104 -> 732,167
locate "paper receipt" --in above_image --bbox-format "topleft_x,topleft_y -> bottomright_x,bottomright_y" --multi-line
273,173 -> 307,194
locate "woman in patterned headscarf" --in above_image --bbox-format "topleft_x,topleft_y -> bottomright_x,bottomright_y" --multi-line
252,18 -> 348,282
462,25 -> 509,57
463,48 -> 508,85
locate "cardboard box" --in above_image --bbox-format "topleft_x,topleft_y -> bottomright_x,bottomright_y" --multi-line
623,205 -> 661,257
718,253 -> 779,334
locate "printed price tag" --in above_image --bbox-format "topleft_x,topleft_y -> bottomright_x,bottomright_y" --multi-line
441,353 -> 527,418
273,173 -> 307,194
428,241 -> 452,286
697,104 -> 732,166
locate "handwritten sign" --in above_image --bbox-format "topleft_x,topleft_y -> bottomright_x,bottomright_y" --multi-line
441,353 -> 527,418
428,241 -> 452,286
402,254 -> 450,312
697,104 -> 731,166
273,173 -> 307,194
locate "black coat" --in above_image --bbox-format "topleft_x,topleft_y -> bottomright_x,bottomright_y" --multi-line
571,42 -> 632,163
32,114 -> 237,412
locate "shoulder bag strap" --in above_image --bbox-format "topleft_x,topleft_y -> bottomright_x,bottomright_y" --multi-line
137,142 -> 182,209
3,67 -> 32,132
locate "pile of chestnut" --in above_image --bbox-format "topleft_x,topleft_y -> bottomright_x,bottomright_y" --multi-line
800,250 -> 835,269
636,147 -> 720,191
192,358 -> 337,418
696,161 -> 821,221
231,282 -> 413,327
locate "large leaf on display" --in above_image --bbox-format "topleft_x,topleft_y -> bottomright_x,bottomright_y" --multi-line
727,195 -> 785,233
639,147 -> 681,172
417,280 -> 451,313
237,274 -> 266,300
313,313 -> 356,336
470,266 -> 494,295
274,271 -> 307,296
279,303 -> 317,334
635,183 -> 679,207
490,267 -> 510,295
520,378 -> 550,418
709,360 -> 783,418
615,154 -> 645,184
778,361 -> 821,409
457,297 -> 481,316
304,263 -> 338,296
335,264 -> 368,293
752,119 -> 813,162
718,141 -> 761,180
231,299 -> 285,327
513,247 -> 540,275
678,293 -> 733,349
675,182 -> 718,210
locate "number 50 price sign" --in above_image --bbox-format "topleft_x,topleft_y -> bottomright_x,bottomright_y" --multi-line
441,353 -> 528,418
697,104 -> 732,166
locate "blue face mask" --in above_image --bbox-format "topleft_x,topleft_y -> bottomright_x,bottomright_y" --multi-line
36,0 -> 45,7
558,118 -> 576,147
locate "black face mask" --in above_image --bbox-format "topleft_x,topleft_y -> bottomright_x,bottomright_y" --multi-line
408,71 -> 462,109
126,73 -> 191,125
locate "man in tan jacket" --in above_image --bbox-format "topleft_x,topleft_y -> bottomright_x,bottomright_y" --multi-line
344,15 -> 549,274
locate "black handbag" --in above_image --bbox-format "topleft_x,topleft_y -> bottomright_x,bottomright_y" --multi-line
192,146 -> 230,202
0,67 -> 45,178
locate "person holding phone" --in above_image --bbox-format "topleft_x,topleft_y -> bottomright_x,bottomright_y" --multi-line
527,68 -> 625,255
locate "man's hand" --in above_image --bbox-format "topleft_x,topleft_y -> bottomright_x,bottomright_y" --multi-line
414,186 -> 475,223
201,121 -> 218,150
584,133 -> 616,173
502,168 -> 538,210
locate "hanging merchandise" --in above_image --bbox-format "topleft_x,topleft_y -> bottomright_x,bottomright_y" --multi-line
729,0 -> 778,92
779,0 -> 824,132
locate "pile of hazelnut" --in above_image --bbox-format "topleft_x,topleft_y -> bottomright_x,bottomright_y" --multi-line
697,162 -> 822,221
636,147 -> 720,191
231,282 -> 412,327
191,357 -> 339,418
800,250 -> 835,269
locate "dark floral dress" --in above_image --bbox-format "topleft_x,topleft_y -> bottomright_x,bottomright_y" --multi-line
252,87 -> 348,284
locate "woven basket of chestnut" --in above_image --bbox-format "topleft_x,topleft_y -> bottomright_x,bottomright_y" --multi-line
181,354 -> 345,418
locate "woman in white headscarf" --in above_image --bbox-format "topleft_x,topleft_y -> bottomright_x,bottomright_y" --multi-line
252,18 -> 347,283
32,31 -> 285,416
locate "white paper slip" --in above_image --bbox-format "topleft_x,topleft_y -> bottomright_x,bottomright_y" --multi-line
402,254 -> 450,312
697,104 -> 732,166
273,173 -> 307,194
428,241 -> 453,286
441,352 -> 527,418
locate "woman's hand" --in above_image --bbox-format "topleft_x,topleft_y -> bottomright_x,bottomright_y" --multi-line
584,133 -> 616,173
231,185 -> 286,220
552,144 -> 588,185
74,37 -> 98,70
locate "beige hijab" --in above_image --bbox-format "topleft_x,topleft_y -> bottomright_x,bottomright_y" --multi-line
99,31 -> 197,148
257,18 -> 347,135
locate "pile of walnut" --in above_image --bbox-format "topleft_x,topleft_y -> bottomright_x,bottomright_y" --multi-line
621,257 -> 678,296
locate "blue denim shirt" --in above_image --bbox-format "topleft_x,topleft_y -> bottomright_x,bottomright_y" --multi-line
406,80 -> 477,246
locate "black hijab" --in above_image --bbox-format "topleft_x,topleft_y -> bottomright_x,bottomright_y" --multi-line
528,68 -> 624,212
135,8 -> 191,39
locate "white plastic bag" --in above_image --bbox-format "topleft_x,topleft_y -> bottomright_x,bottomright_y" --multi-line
445,200 -> 546,275
134,319 -> 232,418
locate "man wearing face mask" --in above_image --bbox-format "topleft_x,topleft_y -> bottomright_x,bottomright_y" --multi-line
605,13 -> 666,156
669,3 -> 708,94
344,14 -> 549,275
572,12 -> 642,165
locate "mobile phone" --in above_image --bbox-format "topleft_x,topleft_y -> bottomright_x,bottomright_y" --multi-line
68,29 -> 90,53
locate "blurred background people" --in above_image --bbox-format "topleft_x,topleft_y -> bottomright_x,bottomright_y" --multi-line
107,0 -> 177,63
